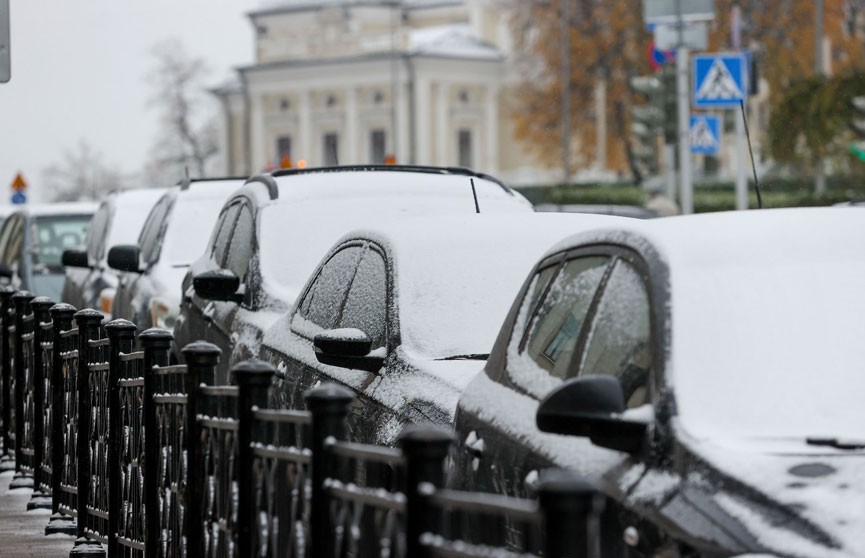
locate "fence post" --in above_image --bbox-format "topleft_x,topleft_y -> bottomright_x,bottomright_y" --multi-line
231,360 -> 276,558
139,328 -> 173,558
537,470 -> 604,558
46,303 -> 77,536
181,341 -> 221,558
28,296 -> 54,510
399,425 -> 453,558
71,308 -> 105,557
0,285 -> 16,471
305,383 -> 353,558
10,290 -> 34,490
105,319 -> 137,557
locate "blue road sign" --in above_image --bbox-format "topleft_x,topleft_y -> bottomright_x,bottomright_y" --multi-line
693,53 -> 747,108
11,190 -> 25,205
690,114 -> 721,155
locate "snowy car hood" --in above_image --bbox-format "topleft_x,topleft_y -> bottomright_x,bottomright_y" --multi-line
685,434 -> 865,557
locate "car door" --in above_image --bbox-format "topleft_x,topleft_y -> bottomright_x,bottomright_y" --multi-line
114,195 -> 171,322
273,242 -> 389,444
455,253 -> 613,497
207,202 -> 255,382
178,202 -> 239,366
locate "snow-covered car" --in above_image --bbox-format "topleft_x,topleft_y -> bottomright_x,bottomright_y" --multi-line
173,165 -> 535,382
0,202 -> 97,300
258,212 -> 623,445
449,208 -> 865,557
61,187 -> 166,317
108,177 -> 245,330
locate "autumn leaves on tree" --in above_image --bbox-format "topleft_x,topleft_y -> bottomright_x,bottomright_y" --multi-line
509,0 -> 865,180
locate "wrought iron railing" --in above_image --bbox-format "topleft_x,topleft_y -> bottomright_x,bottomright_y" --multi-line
116,348 -> 146,556
0,299 -> 605,558
19,310 -> 36,475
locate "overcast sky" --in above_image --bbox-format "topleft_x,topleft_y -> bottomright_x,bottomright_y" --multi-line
0,0 -> 262,203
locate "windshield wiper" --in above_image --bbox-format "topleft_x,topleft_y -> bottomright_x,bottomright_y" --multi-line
436,353 -> 490,361
806,437 -> 865,450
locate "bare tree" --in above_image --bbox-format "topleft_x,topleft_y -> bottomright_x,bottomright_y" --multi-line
144,38 -> 219,183
42,139 -> 127,202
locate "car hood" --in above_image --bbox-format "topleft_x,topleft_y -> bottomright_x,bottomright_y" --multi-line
684,435 -> 865,557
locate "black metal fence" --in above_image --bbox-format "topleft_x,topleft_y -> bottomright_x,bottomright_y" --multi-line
0,295 -> 603,558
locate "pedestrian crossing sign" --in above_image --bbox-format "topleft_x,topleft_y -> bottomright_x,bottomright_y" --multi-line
690,114 -> 721,155
693,53 -> 747,108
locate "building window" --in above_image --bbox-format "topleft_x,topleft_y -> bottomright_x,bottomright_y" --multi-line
458,129 -> 473,168
276,136 -> 292,168
325,94 -> 337,108
373,90 -> 384,104
370,130 -> 386,164
324,133 -> 339,165
279,98 -> 291,111
459,89 -> 470,103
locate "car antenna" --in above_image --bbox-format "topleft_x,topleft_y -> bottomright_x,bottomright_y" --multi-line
740,99 -> 763,209
470,178 -> 480,213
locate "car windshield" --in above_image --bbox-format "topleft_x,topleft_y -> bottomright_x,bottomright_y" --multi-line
32,215 -> 91,267
672,256 -> 865,445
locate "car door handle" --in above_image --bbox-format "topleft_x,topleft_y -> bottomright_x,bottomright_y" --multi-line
464,430 -> 485,458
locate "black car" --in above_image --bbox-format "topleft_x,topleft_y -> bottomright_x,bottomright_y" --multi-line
256,213 -> 618,444
61,188 -> 165,317
173,165 -> 535,383
449,208 -> 865,557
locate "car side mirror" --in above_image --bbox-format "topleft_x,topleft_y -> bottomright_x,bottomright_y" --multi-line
192,269 -> 244,303
0,263 -> 12,279
107,245 -> 142,273
536,376 -> 648,455
62,249 -> 90,269
313,328 -> 384,373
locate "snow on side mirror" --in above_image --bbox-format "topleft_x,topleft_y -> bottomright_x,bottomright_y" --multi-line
193,269 -> 243,303
536,375 -> 648,455
313,328 -> 385,373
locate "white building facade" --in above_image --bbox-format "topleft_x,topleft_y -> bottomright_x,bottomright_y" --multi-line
213,0 -> 559,185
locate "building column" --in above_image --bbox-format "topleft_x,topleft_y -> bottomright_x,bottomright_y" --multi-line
436,82 -> 449,166
250,93 -> 266,173
484,84 -> 499,175
396,80 -> 410,164
416,77 -> 431,165
299,90 -> 312,165
346,86 -> 358,164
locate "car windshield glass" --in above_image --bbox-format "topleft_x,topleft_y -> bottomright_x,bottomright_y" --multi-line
33,215 -> 91,267
674,257 -> 865,444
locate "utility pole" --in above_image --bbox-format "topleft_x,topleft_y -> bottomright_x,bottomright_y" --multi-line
676,0 -> 693,214
561,0 -> 571,183
815,0 -> 826,195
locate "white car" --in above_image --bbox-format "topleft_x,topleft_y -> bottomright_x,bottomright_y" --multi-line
61,188 -> 167,317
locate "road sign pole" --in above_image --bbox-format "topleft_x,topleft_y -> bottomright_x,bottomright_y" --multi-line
677,46 -> 692,214
664,143 -> 676,199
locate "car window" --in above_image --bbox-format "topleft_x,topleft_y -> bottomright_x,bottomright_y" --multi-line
139,196 -> 172,265
521,256 -> 609,379
296,246 -> 363,331
3,217 -> 23,268
578,259 -> 652,408
85,204 -> 111,262
211,203 -> 240,266
338,248 -> 387,347
224,204 -> 254,280
32,215 -> 92,267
